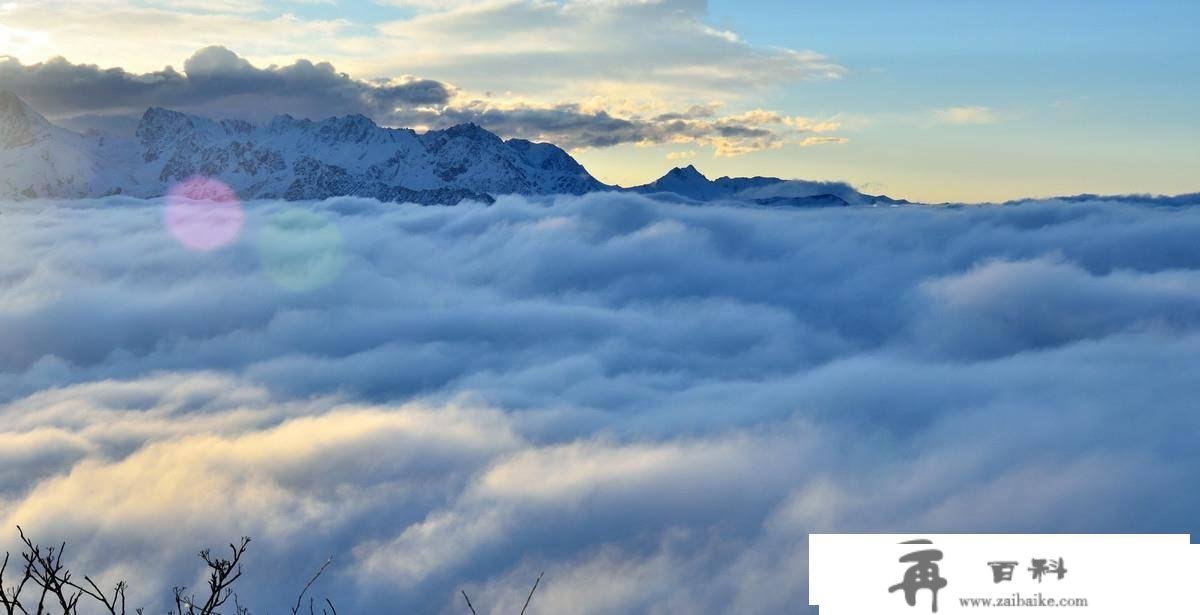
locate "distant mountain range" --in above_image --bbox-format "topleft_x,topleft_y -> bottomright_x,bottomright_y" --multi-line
0,90 -> 905,206
628,164 -> 908,207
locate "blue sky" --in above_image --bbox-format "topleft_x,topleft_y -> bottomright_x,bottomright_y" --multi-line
1,0 -> 1195,201
694,0 -> 1200,199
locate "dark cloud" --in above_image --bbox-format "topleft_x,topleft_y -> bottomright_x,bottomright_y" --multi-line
0,46 -> 453,127
650,104 -> 723,122
411,103 -> 646,148
3,194 -> 1196,613
397,101 -> 792,151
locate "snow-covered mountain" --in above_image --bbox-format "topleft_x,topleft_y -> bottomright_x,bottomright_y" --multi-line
630,164 -> 908,207
0,90 -> 105,199
0,92 -> 607,204
1,92 -> 908,207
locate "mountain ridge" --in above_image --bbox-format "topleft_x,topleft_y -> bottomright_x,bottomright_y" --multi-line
0,91 -> 903,206
628,163 -> 907,207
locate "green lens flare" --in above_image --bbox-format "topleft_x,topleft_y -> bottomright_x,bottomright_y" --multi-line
258,209 -> 346,292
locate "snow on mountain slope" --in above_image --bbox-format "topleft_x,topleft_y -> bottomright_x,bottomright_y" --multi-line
0,91 -> 104,199
0,91 -> 908,207
0,92 -> 608,205
0,90 -> 51,150
132,105 -> 609,203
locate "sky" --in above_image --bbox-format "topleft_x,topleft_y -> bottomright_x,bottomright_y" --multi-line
1,0 -> 1196,202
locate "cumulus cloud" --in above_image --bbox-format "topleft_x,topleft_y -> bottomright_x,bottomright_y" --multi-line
2,48 -> 844,154
0,46 -> 452,124
1,193 -> 1199,613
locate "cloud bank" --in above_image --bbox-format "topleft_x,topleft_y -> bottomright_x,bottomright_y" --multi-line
0,46 -> 451,121
2,194 -> 1199,613
0,45 -> 845,154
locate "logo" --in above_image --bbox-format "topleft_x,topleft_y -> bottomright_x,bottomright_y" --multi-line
888,539 -> 948,612
810,534 -> 1200,614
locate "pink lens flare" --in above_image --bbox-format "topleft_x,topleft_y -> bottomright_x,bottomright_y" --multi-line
164,176 -> 244,251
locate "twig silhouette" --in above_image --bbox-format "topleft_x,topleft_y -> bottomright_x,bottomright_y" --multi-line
0,528 -> 334,615
461,589 -> 478,615
460,571 -> 545,615
520,572 -> 543,615
290,556 -> 333,615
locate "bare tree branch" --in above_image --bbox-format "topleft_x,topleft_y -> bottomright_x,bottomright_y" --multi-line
460,589 -> 478,615
520,572 -> 544,615
290,556 -> 333,615
0,549 -> 34,615
0,529 -> 339,615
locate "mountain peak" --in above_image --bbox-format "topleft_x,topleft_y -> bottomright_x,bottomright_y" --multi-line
140,106 -> 187,123
0,90 -> 24,107
443,122 -> 497,140
654,164 -> 711,186
628,164 -> 723,200
136,106 -> 197,137
314,113 -> 379,143
0,90 -> 52,149
328,113 -> 375,127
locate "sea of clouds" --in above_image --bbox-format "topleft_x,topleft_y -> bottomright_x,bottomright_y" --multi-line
2,192 -> 1199,613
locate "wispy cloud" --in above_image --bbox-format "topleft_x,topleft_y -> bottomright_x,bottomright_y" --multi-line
798,135 -> 849,147
369,0 -> 845,102
934,105 -> 1000,125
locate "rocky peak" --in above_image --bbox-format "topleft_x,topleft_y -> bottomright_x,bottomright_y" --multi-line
316,114 -> 378,144
136,107 -> 196,149
441,122 -> 499,142
265,114 -> 304,134
664,164 -> 707,182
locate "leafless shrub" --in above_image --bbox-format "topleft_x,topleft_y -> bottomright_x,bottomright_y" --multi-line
0,526 -> 537,615
0,528 -> 335,615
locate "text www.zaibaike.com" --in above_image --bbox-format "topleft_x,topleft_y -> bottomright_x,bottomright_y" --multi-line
958,593 -> 1090,608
